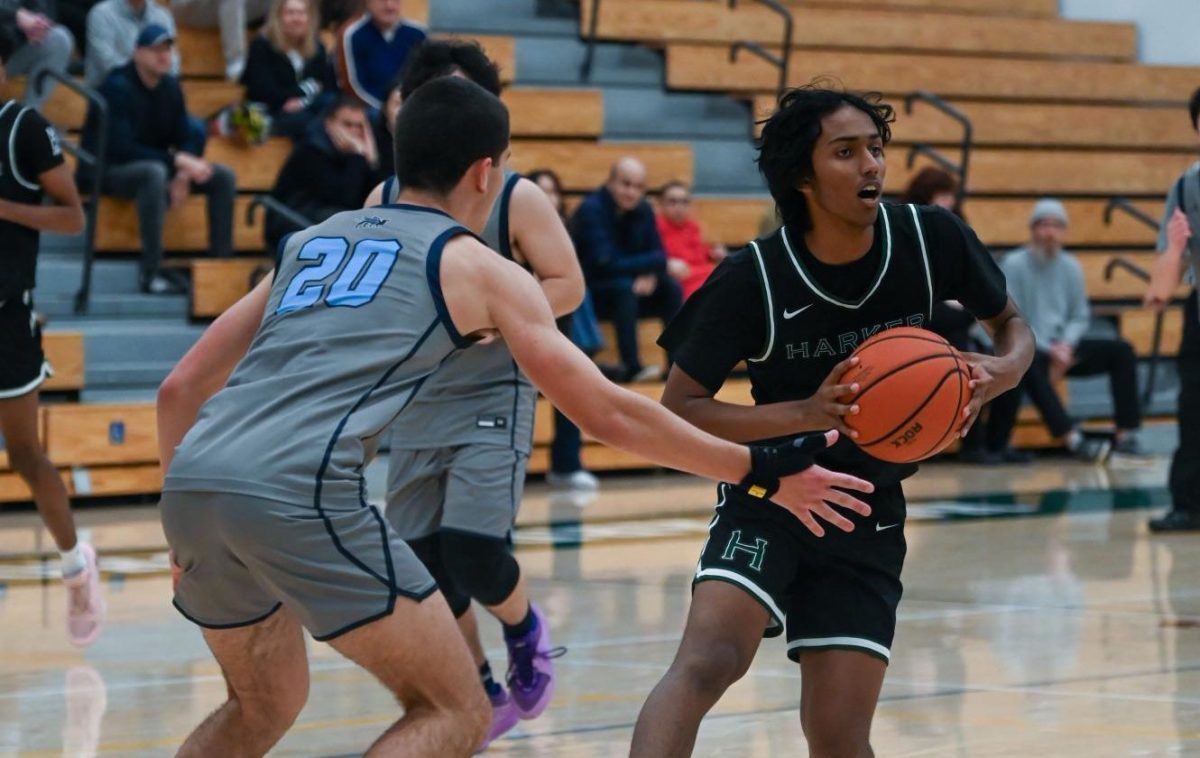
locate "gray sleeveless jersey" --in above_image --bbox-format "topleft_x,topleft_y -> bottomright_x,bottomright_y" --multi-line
383,171 -> 538,453
164,204 -> 474,504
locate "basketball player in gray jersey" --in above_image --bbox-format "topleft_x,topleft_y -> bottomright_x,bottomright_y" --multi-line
157,77 -> 874,757
363,42 -> 584,746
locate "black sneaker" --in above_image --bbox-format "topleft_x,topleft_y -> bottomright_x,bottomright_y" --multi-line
1113,436 -> 1149,457
1072,437 -> 1112,464
1149,510 -> 1200,533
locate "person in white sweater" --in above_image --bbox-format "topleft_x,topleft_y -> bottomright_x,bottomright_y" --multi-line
984,198 -> 1142,463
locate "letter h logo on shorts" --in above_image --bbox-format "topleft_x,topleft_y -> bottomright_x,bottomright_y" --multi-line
721,530 -> 767,572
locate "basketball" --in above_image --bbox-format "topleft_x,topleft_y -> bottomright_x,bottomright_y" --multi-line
839,327 -> 973,464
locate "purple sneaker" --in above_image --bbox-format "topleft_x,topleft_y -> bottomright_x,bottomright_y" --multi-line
476,685 -> 520,753
504,604 -> 565,719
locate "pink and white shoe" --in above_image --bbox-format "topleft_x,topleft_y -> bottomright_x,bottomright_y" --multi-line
63,543 -> 105,647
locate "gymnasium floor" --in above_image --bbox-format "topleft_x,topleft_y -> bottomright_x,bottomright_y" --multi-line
2,447 -> 1198,757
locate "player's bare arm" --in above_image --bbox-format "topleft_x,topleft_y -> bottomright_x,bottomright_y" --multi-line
156,272 -> 274,471
661,356 -> 864,443
1145,208 -> 1192,310
959,296 -> 1035,436
0,163 -> 84,233
364,181 -> 385,208
440,236 -> 874,533
507,177 -> 585,317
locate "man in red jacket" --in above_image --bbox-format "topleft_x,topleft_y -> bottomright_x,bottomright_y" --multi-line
656,180 -> 727,299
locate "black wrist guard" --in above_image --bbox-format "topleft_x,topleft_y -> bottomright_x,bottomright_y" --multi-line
737,433 -> 828,499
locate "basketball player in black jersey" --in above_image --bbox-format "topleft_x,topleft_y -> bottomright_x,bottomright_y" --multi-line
630,87 -> 1035,756
0,28 -> 103,646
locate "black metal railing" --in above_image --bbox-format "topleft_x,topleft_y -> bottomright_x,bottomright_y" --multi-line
1103,197 -> 1167,411
580,0 -> 602,81
246,194 -> 315,231
904,91 -> 973,207
34,70 -> 109,314
728,0 -> 793,103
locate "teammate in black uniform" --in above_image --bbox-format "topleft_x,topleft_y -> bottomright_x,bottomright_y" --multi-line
0,28 -> 103,646
630,87 -> 1035,756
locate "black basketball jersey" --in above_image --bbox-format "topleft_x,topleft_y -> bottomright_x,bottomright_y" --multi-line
660,202 -> 1009,485
0,100 -> 65,302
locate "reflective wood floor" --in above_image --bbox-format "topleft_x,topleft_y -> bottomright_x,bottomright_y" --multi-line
2,449 -> 1197,757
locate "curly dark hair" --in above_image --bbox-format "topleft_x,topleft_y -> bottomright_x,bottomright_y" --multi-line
756,84 -> 895,234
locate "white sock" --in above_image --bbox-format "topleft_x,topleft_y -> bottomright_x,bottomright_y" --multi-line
61,544 -> 87,578
1065,429 -> 1083,451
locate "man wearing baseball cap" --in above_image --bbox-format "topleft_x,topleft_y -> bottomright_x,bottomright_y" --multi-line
983,197 -> 1143,464
80,22 -> 237,294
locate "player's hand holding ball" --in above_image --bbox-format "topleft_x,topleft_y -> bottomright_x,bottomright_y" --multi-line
739,430 -> 874,538
798,355 -> 862,440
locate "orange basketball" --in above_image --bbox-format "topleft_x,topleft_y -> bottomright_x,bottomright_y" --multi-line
839,327 -> 973,464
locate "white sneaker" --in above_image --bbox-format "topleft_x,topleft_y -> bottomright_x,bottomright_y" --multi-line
629,365 -> 663,383
546,469 -> 600,491
63,543 -> 105,648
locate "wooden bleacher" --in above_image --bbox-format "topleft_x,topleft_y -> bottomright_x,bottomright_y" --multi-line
586,0 -> 1136,61
190,257 -> 270,318
41,332 -> 85,393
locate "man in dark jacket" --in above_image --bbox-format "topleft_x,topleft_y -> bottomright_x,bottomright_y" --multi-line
81,23 -> 236,294
571,157 -> 682,382
265,95 -> 379,251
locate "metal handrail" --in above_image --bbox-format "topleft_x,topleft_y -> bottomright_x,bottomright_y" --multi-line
904,91 -> 973,206
1103,196 -> 1160,232
906,143 -> 960,175
1102,211 -> 1166,411
580,0 -> 602,81
728,0 -> 793,102
246,194 -> 314,230
33,70 -> 108,314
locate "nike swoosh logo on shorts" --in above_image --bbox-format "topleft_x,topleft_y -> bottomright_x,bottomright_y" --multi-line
782,305 -> 812,320
876,523 -> 900,532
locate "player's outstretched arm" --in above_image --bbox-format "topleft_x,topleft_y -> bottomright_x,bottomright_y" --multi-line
508,178 -> 585,317
439,237 -> 874,531
156,272 -> 274,471
959,296 -> 1035,437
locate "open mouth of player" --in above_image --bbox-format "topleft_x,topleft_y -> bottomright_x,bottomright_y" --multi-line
857,183 -> 882,205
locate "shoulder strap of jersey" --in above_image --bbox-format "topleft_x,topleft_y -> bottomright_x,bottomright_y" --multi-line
747,233 -> 778,363
382,175 -> 398,205
496,170 -> 522,261
905,204 -> 934,324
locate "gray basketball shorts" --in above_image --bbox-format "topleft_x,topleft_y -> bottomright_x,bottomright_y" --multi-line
161,490 -> 438,641
385,443 -> 529,541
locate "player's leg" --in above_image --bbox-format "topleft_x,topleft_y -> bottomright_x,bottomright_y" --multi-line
327,594 -> 490,757
0,311 -> 103,645
632,492 -> 796,756
1068,337 -> 1142,446
177,607 -> 310,758
631,581 -> 769,757
440,444 -> 556,720
0,389 -> 74,550
797,650 -> 886,757
785,485 -> 906,757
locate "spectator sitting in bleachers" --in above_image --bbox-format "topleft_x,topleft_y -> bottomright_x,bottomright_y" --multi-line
241,0 -> 336,140
986,198 -> 1142,463
55,0 -> 95,60
170,0 -> 269,81
264,95 -> 378,251
335,0 -> 424,112
656,179 -> 726,300
80,23 -> 235,294
84,0 -> 177,85
571,156 -> 682,383
0,0 -> 73,108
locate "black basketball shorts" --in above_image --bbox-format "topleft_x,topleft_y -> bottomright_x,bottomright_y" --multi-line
0,292 -> 50,399
694,482 -> 906,664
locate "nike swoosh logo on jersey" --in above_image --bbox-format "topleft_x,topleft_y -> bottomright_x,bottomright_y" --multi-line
782,305 -> 812,320
876,523 -> 900,532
